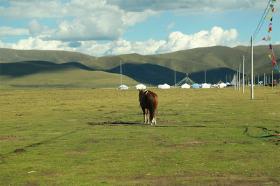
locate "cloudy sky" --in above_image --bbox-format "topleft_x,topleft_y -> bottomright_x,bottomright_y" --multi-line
0,0 -> 279,56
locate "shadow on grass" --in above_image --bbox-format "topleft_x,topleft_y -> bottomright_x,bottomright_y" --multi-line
0,127 -> 86,162
87,121 -> 145,126
87,121 -> 207,128
244,126 -> 280,145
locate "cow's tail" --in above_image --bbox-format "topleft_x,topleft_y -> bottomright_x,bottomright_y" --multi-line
149,95 -> 158,124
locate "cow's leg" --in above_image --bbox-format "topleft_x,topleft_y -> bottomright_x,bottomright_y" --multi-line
151,117 -> 156,125
141,107 -> 146,124
150,109 -> 156,126
145,109 -> 149,124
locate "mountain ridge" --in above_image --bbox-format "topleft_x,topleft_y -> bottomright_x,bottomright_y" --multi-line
1,45 -> 279,87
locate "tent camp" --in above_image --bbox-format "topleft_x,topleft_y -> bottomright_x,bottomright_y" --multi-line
181,83 -> 191,89
119,84 -> 129,90
136,84 -> 146,90
192,83 -> 201,89
201,83 -> 211,88
218,82 -> 227,88
158,83 -> 171,89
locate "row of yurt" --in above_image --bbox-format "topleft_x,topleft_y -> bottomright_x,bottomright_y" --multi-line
119,82 -> 228,90
119,84 -> 147,90
158,83 -> 171,89
181,82 -> 228,89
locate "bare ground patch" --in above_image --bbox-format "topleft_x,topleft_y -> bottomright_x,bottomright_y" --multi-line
0,135 -> 18,141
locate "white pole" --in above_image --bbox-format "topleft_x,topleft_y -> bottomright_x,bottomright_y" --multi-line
272,70 -> 274,89
174,69 -> 177,87
251,36 -> 254,100
234,72 -> 237,90
120,60 -> 123,85
242,56 -> 245,94
238,64 -> 241,91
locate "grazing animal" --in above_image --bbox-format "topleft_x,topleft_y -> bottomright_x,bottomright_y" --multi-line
139,89 -> 158,125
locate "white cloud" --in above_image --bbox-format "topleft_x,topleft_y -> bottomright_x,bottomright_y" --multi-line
28,20 -> 52,36
9,37 -> 71,51
1,26 -> 239,56
0,26 -> 29,36
0,0 -> 157,41
158,26 -> 238,53
107,0 -> 268,12
0,0 -> 64,18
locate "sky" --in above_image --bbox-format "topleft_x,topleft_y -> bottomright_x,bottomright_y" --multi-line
0,0 -> 279,56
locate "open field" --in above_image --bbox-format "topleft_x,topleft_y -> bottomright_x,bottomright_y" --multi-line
0,87 -> 280,185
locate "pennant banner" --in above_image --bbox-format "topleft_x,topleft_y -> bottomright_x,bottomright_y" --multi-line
263,0 -> 278,71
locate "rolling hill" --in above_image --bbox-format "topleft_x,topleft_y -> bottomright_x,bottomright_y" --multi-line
0,45 -> 279,88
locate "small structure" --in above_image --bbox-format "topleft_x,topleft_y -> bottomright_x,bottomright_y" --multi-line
136,84 -> 147,90
201,83 -> 211,89
181,83 -> 191,89
192,83 -> 201,89
158,83 -> 171,89
119,84 -> 129,90
218,82 -> 227,88
176,74 -> 195,86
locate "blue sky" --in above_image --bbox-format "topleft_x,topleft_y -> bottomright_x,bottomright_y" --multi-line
0,0 -> 279,56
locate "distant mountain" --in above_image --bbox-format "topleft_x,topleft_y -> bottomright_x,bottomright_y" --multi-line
0,45 -> 279,88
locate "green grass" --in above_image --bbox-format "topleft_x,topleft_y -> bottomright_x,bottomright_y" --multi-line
0,69 -> 138,88
0,87 -> 280,185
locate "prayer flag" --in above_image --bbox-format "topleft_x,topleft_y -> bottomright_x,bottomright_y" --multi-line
270,54 -> 277,66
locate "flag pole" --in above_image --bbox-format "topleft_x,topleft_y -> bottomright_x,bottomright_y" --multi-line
272,70 -> 274,89
242,56 -> 245,94
238,64 -> 241,91
120,60 -> 123,85
251,36 -> 254,100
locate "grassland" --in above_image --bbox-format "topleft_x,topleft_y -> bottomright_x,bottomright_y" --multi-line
1,46 -> 280,85
0,69 -> 138,89
0,87 -> 280,185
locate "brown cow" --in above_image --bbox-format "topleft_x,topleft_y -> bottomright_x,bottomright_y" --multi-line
139,89 -> 158,125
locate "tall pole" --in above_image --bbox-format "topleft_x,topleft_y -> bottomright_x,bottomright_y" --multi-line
237,68 -> 239,90
120,60 -> 123,85
174,69 -> 177,87
264,73 -> 266,86
242,56 -> 245,94
234,72 -> 237,90
226,73 -> 227,83
238,64 -> 241,91
272,70 -> 274,89
204,70 -> 206,83
251,36 -> 254,100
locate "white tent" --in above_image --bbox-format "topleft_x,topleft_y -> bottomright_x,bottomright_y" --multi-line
119,84 -> 129,90
201,83 -> 211,89
158,83 -> 171,89
136,84 -> 146,90
218,82 -> 227,88
181,83 -> 191,89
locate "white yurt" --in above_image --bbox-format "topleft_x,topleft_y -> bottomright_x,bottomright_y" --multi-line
201,83 -> 211,89
136,84 -> 147,90
119,84 -> 129,90
158,83 -> 171,89
181,83 -> 191,89
218,82 -> 227,88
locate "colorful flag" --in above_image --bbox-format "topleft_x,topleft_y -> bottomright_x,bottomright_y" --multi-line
271,55 -> 277,66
